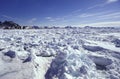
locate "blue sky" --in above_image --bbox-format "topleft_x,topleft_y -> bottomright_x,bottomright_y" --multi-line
0,0 -> 120,27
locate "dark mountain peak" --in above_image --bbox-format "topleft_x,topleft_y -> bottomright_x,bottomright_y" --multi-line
0,21 -> 21,29
3,21 -> 20,26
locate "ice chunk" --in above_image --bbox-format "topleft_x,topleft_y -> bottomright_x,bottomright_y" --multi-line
88,55 -> 113,70
4,50 -> 16,58
82,45 -> 104,52
112,39 -> 120,47
89,55 -> 113,66
23,55 -> 32,63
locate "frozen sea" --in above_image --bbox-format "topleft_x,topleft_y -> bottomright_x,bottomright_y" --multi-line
0,27 -> 120,79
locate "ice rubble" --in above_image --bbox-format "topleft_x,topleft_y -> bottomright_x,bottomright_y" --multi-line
0,28 -> 120,79
45,46 -> 98,79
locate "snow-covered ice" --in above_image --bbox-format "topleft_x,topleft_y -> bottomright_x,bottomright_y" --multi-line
0,28 -> 120,79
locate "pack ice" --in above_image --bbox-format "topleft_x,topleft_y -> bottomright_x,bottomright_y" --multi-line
0,27 -> 120,79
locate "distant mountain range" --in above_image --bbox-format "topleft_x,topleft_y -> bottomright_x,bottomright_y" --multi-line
0,21 -> 72,29
0,21 -> 119,29
0,21 -> 44,29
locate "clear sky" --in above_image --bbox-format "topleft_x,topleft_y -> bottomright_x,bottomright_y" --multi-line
0,0 -> 120,27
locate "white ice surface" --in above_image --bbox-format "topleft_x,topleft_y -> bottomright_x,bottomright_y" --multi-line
0,28 -> 120,79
